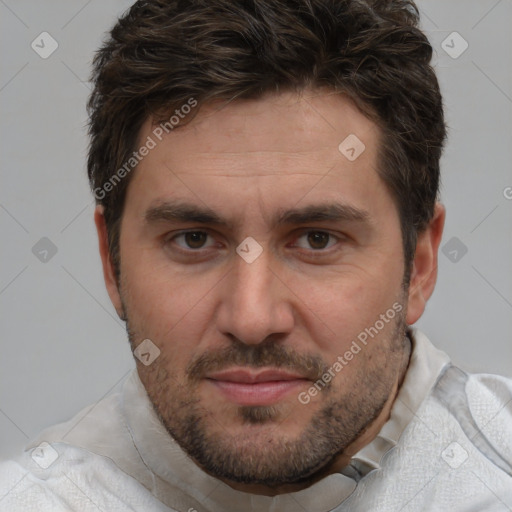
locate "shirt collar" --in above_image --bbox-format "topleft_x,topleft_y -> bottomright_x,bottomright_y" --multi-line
122,328 -> 451,512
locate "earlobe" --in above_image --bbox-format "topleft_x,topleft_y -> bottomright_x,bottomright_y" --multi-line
406,203 -> 446,325
94,205 -> 125,320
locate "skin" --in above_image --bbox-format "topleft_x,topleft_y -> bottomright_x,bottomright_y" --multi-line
95,89 -> 445,496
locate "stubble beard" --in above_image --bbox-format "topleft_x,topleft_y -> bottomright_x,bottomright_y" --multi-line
123,299 -> 409,488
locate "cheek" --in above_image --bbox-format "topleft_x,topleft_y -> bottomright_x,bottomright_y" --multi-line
125,272 -> 202,328
120,254 -> 222,365
293,266 -> 403,349
120,227 -> 199,322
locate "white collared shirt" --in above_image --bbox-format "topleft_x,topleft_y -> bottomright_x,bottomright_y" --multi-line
1,329 -> 511,511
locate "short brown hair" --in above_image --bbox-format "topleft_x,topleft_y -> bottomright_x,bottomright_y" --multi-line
87,0 -> 446,281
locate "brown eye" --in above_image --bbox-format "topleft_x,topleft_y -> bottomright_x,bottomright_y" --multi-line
169,231 -> 214,251
182,231 -> 208,249
291,230 -> 342,254
307,232 -> 331,250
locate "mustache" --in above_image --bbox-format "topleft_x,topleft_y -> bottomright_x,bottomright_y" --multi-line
186,341 -> 329,383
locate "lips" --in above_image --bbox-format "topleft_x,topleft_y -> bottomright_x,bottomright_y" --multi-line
207,368 -> 307,383
205,368 -> 310,406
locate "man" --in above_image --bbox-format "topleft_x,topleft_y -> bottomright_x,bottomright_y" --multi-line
1,0 -> 511,510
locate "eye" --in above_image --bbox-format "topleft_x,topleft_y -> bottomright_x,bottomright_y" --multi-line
170,231 -> 216,250
293,231 -> 340,251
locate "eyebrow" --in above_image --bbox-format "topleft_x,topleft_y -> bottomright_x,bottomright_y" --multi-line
144,200 -> 370,229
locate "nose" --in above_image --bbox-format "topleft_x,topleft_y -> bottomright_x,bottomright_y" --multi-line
215,248 -> 295,345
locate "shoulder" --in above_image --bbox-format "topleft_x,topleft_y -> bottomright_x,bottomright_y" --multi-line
429,365 -> 512,475
0,443 -> 172,512
466,371 -> 512,405
465,371 -> 512,463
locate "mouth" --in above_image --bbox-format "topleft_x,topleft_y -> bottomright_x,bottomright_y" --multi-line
205,368 -> 310,406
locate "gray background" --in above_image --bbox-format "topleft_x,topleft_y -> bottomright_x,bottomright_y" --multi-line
1,0 -> 511,460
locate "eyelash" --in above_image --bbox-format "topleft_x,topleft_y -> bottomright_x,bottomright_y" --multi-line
165,229 -> 343,257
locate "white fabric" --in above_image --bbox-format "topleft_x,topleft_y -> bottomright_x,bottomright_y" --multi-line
0,329 -> 511,511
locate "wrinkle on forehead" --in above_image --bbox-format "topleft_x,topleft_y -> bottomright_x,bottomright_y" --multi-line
128,90 -> 384,227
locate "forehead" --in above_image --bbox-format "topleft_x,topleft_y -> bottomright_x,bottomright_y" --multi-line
142,90 -> 378,169
125,90 -> 390,224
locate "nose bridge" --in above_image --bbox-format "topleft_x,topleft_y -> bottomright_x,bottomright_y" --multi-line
232,250 -> 272,308
217,246 -> 294,345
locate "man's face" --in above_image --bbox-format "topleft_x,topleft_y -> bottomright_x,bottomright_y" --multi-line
113,90 -> 411,488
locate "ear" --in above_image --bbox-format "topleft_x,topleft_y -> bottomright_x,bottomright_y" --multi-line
406,202 -> 446,325
94,205 -> 125,319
